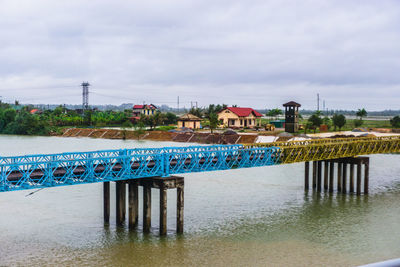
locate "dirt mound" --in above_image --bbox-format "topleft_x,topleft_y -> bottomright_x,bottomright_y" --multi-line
61,128 -> 259,145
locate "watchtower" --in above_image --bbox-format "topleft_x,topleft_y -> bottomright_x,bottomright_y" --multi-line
283,101 -> 301,133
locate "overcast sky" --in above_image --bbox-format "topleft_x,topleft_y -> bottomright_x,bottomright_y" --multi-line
0,0 -> 399,110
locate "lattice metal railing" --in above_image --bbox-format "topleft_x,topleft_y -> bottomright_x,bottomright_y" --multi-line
0,145 -> 279,192
2,136 -> 399,192
244,136 -> 400,164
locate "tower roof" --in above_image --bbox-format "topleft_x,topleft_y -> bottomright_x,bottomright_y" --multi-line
283,101 -> 301,107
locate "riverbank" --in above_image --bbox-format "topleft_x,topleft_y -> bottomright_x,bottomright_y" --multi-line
61,127 -> 400,145
61,128 -> 259,144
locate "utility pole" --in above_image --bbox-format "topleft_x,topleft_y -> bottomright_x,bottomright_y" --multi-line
81,82 -> 90,110
177,96 -> 180,113
317,93 -> 320,111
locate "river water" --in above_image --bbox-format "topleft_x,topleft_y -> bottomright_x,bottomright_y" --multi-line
0,135 -> 399,266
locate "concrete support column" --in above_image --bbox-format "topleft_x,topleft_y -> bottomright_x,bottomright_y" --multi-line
324,161 -> 329,191
159,185 -> 167,236
121,182 -> 126,221
116,181 -> 126,225
317,161 -> 322,192
143,184 -> 152,233
357,162 -> 362,195
364,159 -> 369,194
329,161 -> 334,192
103,181 -> 110,224
349,164 -> 355,193
304,162 -> 310,191
128,181 -> 139,229
312,161 -> 317,190
337,163 -> 342,192
342,163 -> 347,193
177,185 -> 184,234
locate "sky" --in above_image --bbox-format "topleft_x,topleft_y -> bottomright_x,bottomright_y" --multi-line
0,0 -> 399,110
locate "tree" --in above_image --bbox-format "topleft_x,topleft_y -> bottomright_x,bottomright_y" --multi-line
189,107 -> 202,118
356,108 -> 367,120
83,109 -> 93,126
322,116 -> 331,130
164,112 -> 178,125
308,112 -> 323,133
209,112 -> 219,133
266,108 -> 283,120
304,121 -> 313,134
133,122 -> 145,140
332,114 -> 346,131
3,108 -> 16,124
204,104 -> 226,119
353,119 -> 363,128
390,116 -> 400,128
140,113 -> 165,130
121,120 -> 133,140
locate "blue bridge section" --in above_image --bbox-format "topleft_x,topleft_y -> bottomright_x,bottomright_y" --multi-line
0,145 -> 280,192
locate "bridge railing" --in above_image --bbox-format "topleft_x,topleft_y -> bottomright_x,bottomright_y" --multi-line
0,145 -> 280,192
245,135 -> 400,148
245,136 -> 400,163
0,145 -> 243,165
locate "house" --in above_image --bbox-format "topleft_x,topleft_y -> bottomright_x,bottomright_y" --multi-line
177,113 -> 202,129
131,104 -> 158,122
217,107 -> 262,128
133,104 -> 158,116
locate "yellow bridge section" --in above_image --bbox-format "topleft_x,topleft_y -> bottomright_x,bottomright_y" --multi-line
244,136 -> 400,164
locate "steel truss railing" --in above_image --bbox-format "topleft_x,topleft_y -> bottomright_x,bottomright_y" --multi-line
245,136 -> 400,164
0,145 -> 280,192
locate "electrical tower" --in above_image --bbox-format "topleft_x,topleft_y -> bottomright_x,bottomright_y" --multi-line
81,82 -> 90,110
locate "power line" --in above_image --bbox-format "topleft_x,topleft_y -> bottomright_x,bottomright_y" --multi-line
0,85 -> 78,91
90,91 -> 191,104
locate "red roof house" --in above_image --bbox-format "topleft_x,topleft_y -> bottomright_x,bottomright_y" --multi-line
132,104 -> 158,117
218,107 -> 262,128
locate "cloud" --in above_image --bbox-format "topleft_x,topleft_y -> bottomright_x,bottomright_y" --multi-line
0,0 -> 399,109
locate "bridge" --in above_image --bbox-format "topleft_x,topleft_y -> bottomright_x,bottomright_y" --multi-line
1,135 -> 399,235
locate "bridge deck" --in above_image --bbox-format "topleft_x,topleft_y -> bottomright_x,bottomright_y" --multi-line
1,136 -> 399,192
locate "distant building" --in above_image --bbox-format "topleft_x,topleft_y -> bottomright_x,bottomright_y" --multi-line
29,109 -> 40,115
177,113 -> 202,129
131,104 -> 158,121
217,107 -> 262,128
283,101 -> 301,133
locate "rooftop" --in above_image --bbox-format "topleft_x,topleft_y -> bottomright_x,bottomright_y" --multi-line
133,104 -> 157,109
178,113 -> 202,121
220,107 -> 262,117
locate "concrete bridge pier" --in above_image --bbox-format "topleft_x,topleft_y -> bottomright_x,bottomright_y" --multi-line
103,181 -> 110,224
139,176 -> 185,235
128,180 -> 139,229
304,157 -> 370,195
116,180 -> 126,225
103,176 -> 184,235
